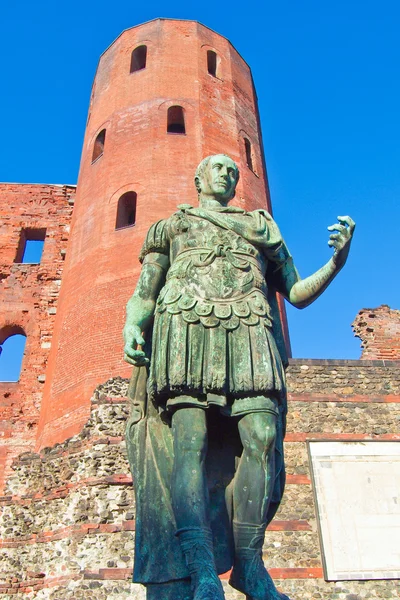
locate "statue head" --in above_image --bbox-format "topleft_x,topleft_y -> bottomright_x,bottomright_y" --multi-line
195,154 -> 239,205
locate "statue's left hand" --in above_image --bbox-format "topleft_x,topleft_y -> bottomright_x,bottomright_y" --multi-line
327,215 -> 355,269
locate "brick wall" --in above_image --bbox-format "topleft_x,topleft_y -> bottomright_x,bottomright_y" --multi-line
36,19 -> 289,451
353,305 -> 400,360
0,184 -> 75,493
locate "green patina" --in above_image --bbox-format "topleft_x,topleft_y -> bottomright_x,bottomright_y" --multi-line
123,155 -> 355,600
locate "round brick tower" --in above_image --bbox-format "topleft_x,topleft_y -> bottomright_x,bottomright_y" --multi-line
36,19 -> 290,449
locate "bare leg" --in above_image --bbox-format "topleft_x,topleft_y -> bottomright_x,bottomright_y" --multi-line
171,407 -> 209,529
171,406 -> 225,600
234,412 -> 276,525
230,411 -> 289,600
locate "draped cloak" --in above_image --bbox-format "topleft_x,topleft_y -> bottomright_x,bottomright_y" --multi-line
125,205 -> 291,584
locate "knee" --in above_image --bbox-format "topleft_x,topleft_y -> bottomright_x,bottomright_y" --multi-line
172,410 -> 208,458
239,414 -> 277,457
261,421 -> 277,451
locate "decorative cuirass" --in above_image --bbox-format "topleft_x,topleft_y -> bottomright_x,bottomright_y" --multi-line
156,208 -> 274,331
139,204 -> 289,402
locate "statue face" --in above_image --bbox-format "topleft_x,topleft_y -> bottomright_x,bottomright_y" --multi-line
198,155 -> 238,202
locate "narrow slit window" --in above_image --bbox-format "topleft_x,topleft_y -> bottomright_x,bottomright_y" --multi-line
0,328 -> 27,382
207,50 -> 218,77
167,106 -> 185,134
15,228 -> 46,264
244,137 -> 254,171
130,45 -> 147,73
92,129 -> 106,163
116,192 -> 137,230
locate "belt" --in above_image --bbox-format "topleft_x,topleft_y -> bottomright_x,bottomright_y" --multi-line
174,245 -> 263,271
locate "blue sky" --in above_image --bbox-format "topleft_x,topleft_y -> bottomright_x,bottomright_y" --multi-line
1,0 -> 399,362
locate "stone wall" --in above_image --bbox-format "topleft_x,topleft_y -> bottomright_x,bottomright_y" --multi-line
1,360 -> 399,599
0,184 -> 75,492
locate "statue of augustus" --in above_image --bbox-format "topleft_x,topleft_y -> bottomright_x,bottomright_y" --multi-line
124,155 -> 355,600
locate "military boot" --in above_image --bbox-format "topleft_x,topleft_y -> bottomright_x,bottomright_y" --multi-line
177,527 -> 225,600
229,522 -> 290,600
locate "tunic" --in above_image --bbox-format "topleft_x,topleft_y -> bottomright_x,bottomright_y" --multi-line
139,204 -> 291,415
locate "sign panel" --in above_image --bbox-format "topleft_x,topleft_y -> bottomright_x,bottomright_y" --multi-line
308,441 -> 400,580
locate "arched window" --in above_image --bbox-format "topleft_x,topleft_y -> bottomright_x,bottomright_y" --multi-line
167,106 -> 185,134
15,228 -> 46,264
116,192 -> 137,230
244,137 -> 254,171
92,129 -> 106,163
0,327 -> 27,382
207,50 -> 218,77
130,45 -> 147,73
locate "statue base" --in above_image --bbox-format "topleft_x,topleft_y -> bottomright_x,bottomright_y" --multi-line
146,579 -> 193,600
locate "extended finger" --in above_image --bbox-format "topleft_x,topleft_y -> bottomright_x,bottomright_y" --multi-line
337,216 -> 356,232
327,224 -> 348,235
328,239 -> 339,248
328,233 -> 346,248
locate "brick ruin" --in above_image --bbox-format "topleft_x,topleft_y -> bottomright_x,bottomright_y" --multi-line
353,305 -> 400,361
0,184 -> 75,491
0,18 -> 399,600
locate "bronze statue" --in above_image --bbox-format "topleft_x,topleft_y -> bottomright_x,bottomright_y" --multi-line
123,155 -> 355,600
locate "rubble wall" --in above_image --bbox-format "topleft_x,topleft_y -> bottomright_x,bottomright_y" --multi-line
1,360 -> 399,599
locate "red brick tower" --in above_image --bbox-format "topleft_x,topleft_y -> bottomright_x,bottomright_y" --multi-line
36,19 -> 290,449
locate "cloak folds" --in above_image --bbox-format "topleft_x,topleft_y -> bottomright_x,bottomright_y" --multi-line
126,336 -> 287,584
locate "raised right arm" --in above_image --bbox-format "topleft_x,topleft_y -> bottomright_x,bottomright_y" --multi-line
271,216 -> 355,309
123,252 -> 169,365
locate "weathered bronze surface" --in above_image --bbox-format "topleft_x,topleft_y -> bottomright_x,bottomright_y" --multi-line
124,155 -> 355,600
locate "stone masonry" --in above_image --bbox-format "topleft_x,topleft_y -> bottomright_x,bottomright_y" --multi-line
1,357 -> 399,600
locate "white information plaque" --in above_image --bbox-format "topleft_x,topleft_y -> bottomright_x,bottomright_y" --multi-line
308,441 -> 400,580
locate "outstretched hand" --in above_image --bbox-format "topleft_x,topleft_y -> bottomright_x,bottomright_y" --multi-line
123,324 -> 148,366
327,216 -> 355,269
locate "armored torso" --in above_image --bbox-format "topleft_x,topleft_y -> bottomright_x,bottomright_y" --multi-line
139,204 -> 288,403
157,207 -> 273,330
